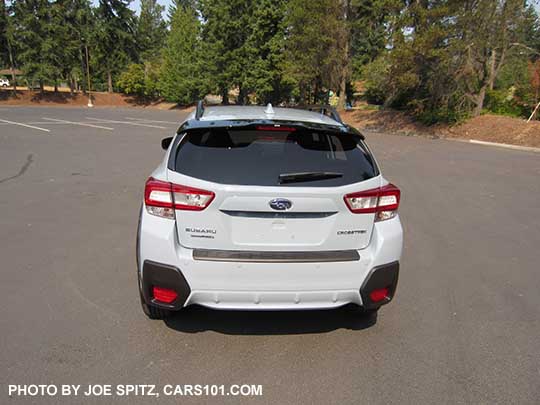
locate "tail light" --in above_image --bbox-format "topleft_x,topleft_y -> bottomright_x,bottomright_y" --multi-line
344,184 -> 401,221
144,177 -> 215,219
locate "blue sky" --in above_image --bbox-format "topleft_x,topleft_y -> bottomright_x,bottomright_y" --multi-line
90,0 -> 173,17
129,0 -> 172,16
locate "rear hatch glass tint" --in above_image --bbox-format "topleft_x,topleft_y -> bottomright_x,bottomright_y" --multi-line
173,128 -> 377,187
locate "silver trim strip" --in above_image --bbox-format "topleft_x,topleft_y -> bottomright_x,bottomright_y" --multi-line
193,249 -> 360,263
220,210 -> 337,219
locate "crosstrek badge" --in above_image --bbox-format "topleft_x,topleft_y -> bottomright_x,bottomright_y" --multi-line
337,230 -> 367,235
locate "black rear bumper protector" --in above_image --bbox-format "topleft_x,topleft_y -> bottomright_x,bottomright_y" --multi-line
193,249 -> 360,263
141,260 -> 191,310
359,261 -> 400,310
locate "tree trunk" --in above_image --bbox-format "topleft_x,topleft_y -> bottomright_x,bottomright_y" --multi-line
54,80 -> 58,93
221,87 -> 229,105
337,74 -> 347,111
299,84 -> 305,105
313,81 -> 320,104
10,69 -> 16,94
39,80 -> 44,94
1,0 -> 16,94
237,84 -> 247,105
473,85 -> 487,117
337,0 -> 351,111
107,70 -> 113,93
80,47 -> 87,95
69,75 -> 75,95
488,50 -> 496,91
7,38 -> 16,94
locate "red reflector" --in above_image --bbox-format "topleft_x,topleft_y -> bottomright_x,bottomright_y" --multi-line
256,125 -> 296,132
369,287 -> 389,303
152,286 -> 178,303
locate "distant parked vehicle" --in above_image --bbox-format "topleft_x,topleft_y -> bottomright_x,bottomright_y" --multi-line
0,78 -> 10,87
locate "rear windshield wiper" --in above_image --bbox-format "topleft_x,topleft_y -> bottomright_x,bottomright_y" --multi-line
278,171 -> 343,184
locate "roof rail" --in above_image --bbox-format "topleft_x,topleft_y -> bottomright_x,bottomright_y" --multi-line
195,100 -> 205,120
299,105 -> 344,125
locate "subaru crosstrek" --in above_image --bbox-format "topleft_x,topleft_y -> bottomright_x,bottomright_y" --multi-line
137,103 -> 403,319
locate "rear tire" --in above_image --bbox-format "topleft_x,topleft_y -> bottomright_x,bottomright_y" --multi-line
139,290 -> 172,320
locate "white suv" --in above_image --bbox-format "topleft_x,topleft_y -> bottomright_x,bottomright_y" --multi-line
137,103 -> 403,319
0,78 -> 10,87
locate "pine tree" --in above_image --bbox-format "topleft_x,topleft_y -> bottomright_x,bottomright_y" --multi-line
137,0 -> 166,62
199,0 -> 257,104
247,0 -> 292,104
12,0 -> 52,91
284,0 -> 344,104
0,0 -> 17,91
94,0 -> 137,92
0,0 -> 7,68
158,2 -> 205,104
61,0 -> 93,93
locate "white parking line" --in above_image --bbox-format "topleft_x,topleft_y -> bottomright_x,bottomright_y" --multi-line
124,117 -> 179,125
42,117 -> 114,130
27,122 -> 80,125
86,117 -> 167,129
0,118 -> 50,132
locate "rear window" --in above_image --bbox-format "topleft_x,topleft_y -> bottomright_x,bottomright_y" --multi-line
173,128 -> 378,187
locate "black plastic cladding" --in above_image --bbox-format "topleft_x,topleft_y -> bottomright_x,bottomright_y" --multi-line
141,260 -> 191,311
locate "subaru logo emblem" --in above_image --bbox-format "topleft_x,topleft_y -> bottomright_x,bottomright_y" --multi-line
269,198 -> 292,211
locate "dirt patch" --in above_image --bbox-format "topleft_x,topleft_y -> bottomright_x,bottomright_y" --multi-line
0,89 -> 182,110
341,109 -> 441,136
342,108 -> 540,148
443,114 -> 540,148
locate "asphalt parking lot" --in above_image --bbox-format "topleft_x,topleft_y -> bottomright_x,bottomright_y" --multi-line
1,105 -> 539,404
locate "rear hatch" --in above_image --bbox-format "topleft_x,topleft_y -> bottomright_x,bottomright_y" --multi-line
167,125 -> 380,251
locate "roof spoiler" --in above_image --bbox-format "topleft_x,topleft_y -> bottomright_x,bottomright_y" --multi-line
298,105 -> 344,125
195,100 -> 344,124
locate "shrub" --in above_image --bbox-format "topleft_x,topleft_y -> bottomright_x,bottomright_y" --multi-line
361,56 -> 391,105
117,63 -> 159,99
485,89 -> 525,118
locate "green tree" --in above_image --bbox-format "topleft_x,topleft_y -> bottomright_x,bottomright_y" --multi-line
93,0 -> 137,92
11,0 -> 92,93
117,62 -> 158,97
158,2 -> 205,104
136,0 -> 166,62
199,0 -> 257,104
455,0 -> 536,116
0,0 -> 8,68
0,0 -> 18,91
12,0 -> 52,91
245,0 -> 292,104
361,0 -> 538,122
61,0 -> 94,94
284,0 -> 345,104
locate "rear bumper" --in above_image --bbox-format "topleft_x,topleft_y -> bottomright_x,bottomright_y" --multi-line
140,259 -> 399,310
138,209 -> 403,311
